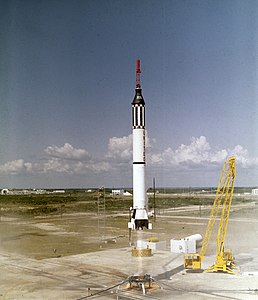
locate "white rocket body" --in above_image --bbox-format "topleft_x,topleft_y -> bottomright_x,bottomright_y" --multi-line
128,59 -> 150,230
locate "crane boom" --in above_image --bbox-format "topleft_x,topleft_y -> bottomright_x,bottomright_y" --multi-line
184,156 -> 238,274
206,156 -> 237,274
216,157 -> 236,255
199,158 -> 233,258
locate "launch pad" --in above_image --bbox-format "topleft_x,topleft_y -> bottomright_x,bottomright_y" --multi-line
0,201 -> 258,299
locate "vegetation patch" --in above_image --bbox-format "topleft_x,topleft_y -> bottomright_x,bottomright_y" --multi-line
0,189 -> 254,217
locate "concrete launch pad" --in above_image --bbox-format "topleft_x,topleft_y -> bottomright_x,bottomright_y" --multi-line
1,203 -> 258,299
1,244 -> 258,299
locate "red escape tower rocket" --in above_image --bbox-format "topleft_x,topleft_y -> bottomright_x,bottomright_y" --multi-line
128,59 -> 151,230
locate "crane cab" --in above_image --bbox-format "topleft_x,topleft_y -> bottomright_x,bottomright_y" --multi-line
184,253 -> 202,269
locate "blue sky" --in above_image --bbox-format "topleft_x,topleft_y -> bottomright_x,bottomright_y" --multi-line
0,0 -> 258,188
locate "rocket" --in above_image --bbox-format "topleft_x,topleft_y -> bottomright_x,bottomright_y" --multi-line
128,59 -> 151,230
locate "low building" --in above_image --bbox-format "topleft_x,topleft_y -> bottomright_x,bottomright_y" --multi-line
123,191 -> 132,196
251,188 -> 258,195
112,189 -> 124,196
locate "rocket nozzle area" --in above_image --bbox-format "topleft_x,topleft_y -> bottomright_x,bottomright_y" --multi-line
135,219 -> 149,230
128,208 -> 150,230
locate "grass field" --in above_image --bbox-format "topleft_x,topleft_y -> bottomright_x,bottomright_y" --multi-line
0,188 -> 254,217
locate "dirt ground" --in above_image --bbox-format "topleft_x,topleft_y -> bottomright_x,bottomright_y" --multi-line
0,201 -> 258,299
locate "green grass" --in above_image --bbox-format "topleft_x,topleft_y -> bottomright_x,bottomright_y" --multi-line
0,191 -> 253,217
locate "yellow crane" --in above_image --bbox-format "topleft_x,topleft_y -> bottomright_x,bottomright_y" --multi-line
184,156 -> 238,274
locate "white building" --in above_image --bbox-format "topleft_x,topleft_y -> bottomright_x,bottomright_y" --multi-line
112,189 -> 124,196
251,188 -> 258,195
